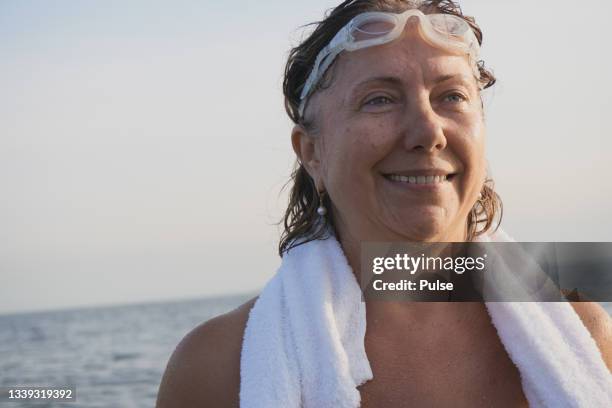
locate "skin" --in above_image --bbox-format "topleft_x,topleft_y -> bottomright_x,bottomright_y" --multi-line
156,20 -> 612,408
156,300 -> 611,407
294,19 -> 487,268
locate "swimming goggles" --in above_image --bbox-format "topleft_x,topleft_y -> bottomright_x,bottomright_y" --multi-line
298,9 -> 481,117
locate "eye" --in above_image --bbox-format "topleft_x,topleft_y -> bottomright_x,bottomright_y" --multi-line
364,95 -> 394,106
443,92 -> 468,103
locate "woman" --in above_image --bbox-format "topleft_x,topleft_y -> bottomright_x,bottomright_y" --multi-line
157,1 -> 612,407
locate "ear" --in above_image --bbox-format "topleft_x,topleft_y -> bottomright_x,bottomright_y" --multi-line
291,124 -> 323,189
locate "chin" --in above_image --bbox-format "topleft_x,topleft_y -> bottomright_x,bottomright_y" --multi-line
389,216 -> 452,242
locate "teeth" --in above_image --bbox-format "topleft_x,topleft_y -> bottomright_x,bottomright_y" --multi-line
387,174 -> 449,184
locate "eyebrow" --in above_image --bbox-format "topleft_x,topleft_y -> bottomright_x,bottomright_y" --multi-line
352,73 -> 472,93
433,74 -> 460,84
351,76 -> 403,93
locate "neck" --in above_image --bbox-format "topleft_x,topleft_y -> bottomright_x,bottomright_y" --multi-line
333,217 -> 469,319
334,219 -> 468,282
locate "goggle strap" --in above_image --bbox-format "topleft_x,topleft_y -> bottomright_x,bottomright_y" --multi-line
299,43 -> 345,116
300,44 -> 332,100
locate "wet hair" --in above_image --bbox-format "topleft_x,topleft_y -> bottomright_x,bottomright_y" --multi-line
279,0 -> 502,256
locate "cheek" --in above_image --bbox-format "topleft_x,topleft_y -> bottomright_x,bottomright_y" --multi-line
470,120 -> 487,172
455,117 -> 487,193
323,122 -> 392,171
453,110 -> 486,157
343,121 -> 398,164
320,122 -> 395,201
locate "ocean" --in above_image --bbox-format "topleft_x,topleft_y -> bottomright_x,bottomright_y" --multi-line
1,297 -> 610,408
0,294 -> 252,408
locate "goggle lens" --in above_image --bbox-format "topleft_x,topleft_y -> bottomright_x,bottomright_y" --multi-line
351,20 -> 395,40
428,14 -> 469,37
350,14 -> 470,42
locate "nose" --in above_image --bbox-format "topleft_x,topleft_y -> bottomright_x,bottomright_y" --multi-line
401,95 -> 447,153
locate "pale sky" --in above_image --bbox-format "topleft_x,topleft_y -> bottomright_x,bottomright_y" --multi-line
1,0 -> 611,315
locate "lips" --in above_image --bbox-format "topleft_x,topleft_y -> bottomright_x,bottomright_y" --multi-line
382,171 -> 457,185
386,174 -> 447,184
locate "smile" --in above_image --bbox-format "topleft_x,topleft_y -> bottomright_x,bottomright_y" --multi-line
384,174 -> 454,185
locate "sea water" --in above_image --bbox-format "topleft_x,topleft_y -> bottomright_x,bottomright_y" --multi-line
1,297 -> 610,408
0,294 -> 251,408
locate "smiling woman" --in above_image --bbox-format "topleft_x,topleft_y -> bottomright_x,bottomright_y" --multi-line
291,19 -> 490,252
280,6 -> 501,259
156,1 -> 612,407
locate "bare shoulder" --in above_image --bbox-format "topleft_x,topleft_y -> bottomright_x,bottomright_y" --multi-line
156,297 -> 258,408
569,301 -> 612,372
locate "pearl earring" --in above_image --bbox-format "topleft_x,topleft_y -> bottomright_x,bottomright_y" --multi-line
317,190 -> 327,217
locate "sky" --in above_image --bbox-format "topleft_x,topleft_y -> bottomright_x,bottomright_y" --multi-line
1,0 -> 611,315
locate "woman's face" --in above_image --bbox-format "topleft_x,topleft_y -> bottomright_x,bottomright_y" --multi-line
294,24 -> 487,243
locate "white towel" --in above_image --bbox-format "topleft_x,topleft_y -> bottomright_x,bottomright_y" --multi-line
240,230 -> 612,407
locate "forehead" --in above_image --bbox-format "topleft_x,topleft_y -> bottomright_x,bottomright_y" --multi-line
331,34 -> 478,90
